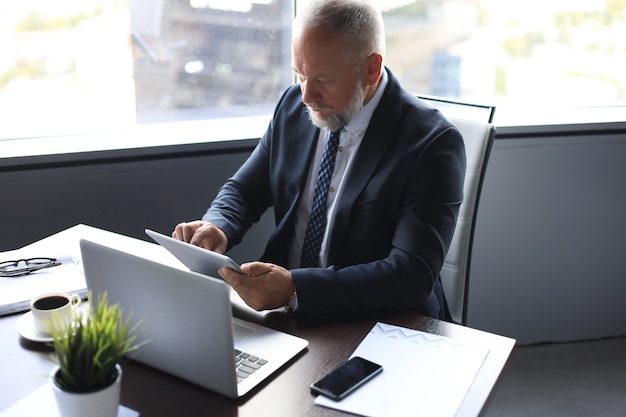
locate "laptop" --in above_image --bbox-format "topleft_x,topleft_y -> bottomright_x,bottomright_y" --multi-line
145,228 -> 243,278
79,239 -> 308,398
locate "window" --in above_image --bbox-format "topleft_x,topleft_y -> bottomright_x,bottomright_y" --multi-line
374,0 -> 626,125
0,0 -> 292,142
1,0 -> 624,143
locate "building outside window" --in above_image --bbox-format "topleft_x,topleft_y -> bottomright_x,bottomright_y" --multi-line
1,0 -> 624,142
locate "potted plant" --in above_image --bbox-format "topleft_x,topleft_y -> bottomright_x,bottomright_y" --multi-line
49,291 -> 146,417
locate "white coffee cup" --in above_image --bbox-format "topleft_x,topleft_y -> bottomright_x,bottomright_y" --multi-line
30,292 -> 82,336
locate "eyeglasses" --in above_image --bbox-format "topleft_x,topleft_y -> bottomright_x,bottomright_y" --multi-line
0,258 -> 60,277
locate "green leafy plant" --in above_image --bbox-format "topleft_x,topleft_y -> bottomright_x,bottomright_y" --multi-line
50,291 -> 147,393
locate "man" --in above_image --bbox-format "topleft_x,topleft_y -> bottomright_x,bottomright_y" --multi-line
173,0 -> 466,320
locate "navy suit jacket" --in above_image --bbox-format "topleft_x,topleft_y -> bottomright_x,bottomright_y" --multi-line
203,68 -> 466,319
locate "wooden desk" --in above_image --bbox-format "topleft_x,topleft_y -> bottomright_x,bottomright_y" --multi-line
1,308 -> 514,417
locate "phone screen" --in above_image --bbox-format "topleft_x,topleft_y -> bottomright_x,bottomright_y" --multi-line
310,356 -> 383,401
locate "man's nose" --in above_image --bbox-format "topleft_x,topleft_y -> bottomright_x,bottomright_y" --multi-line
300,80 -> 319,104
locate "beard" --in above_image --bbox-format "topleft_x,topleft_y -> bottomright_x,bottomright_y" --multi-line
306,82 -> 365,132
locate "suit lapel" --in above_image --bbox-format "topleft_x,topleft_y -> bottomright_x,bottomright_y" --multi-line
327,71 -> 404,258
274,108 -> 318,235
287,110 -> 319,199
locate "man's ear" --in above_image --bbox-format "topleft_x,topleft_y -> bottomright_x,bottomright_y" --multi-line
364,53 -> 383,85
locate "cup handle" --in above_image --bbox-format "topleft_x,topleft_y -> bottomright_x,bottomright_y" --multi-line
70,293 -> 82,309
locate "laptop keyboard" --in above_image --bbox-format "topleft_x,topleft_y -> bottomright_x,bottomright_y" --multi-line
235,349 -> 268,383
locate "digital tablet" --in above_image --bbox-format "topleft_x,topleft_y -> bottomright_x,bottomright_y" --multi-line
145,229 -> 243,278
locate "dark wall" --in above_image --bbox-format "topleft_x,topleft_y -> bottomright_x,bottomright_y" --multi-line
0,142 -> 274,265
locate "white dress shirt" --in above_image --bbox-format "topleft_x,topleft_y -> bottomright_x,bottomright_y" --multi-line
287,70 -> 389,269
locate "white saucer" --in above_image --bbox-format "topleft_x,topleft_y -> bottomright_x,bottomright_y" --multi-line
16,311 -> 53,343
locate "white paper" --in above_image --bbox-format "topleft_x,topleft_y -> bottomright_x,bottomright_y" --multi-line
0,256 -> 86,316
1,224 -> 183,316
0,383 -> 139,417
314,322 -> 490,417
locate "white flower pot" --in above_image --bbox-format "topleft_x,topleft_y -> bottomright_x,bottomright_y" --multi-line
50,364 -> 122,417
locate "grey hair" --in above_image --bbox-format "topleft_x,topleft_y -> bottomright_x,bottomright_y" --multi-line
296,0 -> 386,69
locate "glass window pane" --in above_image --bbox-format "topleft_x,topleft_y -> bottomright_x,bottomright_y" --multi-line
1,0 -> 625,143
134,0 -> 293,123
297,0 -> 626,125
0,0 -> 292,141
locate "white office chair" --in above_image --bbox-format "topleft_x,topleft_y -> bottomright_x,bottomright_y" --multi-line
443,117 -> 495,324
417,95 -> 496,325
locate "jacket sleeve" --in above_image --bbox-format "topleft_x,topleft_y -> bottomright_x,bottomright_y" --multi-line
202,85 -> 304,250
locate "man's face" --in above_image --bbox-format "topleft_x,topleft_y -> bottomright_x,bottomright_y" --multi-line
291,26 -> 367,131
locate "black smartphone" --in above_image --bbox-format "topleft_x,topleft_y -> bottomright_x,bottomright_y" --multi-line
310,356 -> 383,401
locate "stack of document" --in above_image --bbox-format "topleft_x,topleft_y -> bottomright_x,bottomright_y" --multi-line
315,322 -> 490,417
0,224 -> 180,316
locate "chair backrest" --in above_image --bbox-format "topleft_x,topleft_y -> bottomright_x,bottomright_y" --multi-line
416,95 -> 495,325
417,94 -> 496,123
441,117 -> 495,324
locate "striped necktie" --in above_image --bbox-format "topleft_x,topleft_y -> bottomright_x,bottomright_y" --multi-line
300,129 -> 342,268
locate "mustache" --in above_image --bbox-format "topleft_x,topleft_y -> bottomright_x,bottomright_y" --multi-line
305,103 -> 334,112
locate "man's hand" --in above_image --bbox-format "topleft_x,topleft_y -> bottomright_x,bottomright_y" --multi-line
220,262 -> 295,311
172,221 -> 228,254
